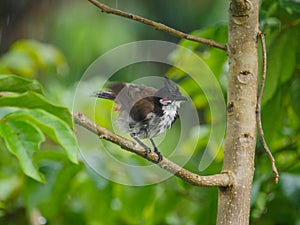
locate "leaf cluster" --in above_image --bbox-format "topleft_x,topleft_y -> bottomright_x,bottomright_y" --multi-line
0,74 -> 78,182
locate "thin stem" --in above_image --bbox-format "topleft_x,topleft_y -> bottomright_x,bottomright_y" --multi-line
257,32 -> 279,183
87,0 -> 227,51
73,112 -> 234,187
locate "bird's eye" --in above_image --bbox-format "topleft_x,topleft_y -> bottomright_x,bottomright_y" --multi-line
162,97 -> 168,102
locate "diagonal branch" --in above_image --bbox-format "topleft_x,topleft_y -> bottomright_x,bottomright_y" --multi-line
87,0 -> 227,51
257,32 -> 279,183
73,112 -> 233,187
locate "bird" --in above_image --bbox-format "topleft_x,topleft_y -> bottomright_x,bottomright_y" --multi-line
92,78 -> 187,162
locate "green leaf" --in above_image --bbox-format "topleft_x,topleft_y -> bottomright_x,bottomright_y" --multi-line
0,74 -> 44,94
291,69 -> 300,118
0,91 -> 72,126
280,0 -> 300,13
176,25 -> 228,79
179,25 -> 227,50
0,119 -> 45,182
7,109 -> 78,164
263,28 -> 298,104
43,163 -> 82,218
0,48 -> 37,77
12,39 -> 68,73
261,88 -> 284,143
0,39 -> 68,77
23,162 -> 82,216
278,30 -> 298,83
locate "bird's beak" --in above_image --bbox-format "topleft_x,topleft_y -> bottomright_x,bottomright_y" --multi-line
175,95 -> 188,101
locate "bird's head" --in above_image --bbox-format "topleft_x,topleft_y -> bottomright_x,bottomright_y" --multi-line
155,78 -> 187,107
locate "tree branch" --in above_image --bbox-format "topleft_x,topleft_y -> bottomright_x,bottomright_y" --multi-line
87,0 -> 227,51
73,112 -> 233,187
257,32 -> 279,183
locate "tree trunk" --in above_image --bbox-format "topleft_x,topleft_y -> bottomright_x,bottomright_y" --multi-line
217,0 -> 259,224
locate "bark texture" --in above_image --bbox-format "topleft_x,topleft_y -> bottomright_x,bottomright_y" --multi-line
217,0 -> 259,224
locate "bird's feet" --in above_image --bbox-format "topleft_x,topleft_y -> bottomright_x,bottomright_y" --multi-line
130,134 -> 153,159
130,135 -> 163,162
149,138 -> 163,162
144,146 -> 151,158
153,147 -> 163,162
144,146 -> 163,163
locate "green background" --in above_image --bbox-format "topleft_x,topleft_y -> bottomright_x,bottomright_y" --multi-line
0,0 -> 299,224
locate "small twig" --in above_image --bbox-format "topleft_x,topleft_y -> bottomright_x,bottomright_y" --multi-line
73,112 -> 233,187
257,32 -> 279,183
87,0 -> 227,51
30,209 -> 45,225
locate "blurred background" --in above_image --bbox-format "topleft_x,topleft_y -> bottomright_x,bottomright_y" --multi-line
0,0 -> 300,224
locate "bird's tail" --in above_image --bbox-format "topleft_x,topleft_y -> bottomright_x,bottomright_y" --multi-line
91,82 -> 126,101
90,91 -> 115,100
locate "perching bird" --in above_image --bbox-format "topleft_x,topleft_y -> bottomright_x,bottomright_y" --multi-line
92,78 -> 187,162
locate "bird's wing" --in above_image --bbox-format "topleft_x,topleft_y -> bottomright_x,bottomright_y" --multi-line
115,83 -> 157,113
129,97 -> 156,122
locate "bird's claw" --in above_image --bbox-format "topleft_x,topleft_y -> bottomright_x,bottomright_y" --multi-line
144,146 -> 151,158
154,147 -> 163,162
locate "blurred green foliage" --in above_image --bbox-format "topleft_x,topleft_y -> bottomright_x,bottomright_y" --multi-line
0,40 -> 68,78
0,0 -> 299,224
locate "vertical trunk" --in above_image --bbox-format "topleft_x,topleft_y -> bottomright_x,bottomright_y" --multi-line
217,0 -> 259,224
